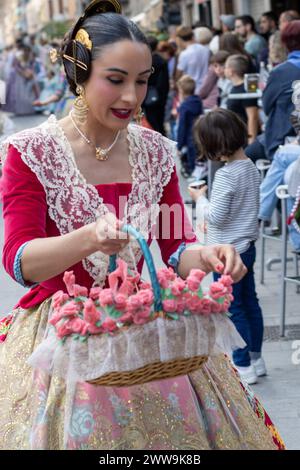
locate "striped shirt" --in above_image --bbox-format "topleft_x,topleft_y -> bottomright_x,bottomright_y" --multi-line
196,159 -> 260,254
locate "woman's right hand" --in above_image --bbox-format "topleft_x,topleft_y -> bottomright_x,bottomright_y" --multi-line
92,213 -> 130,256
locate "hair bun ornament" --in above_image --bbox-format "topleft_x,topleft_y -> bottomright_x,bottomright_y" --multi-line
84,0 -> 122,17
75,29 -> 93,50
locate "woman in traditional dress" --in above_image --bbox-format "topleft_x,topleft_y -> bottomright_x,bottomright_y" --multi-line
0,0 -> 284,450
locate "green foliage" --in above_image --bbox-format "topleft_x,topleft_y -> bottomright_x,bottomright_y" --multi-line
41,20 -> 73,39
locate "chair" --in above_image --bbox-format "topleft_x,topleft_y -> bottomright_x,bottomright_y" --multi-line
256,159 -> 293,284
276,185 -> 300,336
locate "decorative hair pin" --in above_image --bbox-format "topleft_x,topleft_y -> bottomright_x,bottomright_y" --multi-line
49,48 -> 59,64
62,52 -> 89,71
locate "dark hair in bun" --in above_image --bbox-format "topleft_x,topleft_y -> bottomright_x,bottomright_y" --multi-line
60,12 -> 150,95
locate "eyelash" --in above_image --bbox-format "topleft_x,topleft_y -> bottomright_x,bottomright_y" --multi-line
108,78 -> 147,85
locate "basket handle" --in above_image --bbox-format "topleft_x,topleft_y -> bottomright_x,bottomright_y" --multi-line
109,224 -> 162,311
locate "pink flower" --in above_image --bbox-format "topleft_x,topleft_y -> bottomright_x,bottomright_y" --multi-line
186,296 -> 202,313
157,271 -> 170,289
210,301 -> 223,314
221,300 -> 230,313
209,282 -> 228,300
73,284 -> 88,297
56,323 -> 73,339
127,271 -> 140,286
99,289 -> 114,306
101,317 -> 117,333
189,269 -> 206,282
83,299 -> 101,324
198,298 -> 212,315
52,290 -> 69,310
163,299 -> 178,312
219,275 -> 233,288
171,278 -> 186,296
119,312 -> 133,324
87,323 -> 103,335
127,294 -> 143,312
49,311 -> 63,326
139,281 -> 151,290
157,267 -> 176,288
132,306 -> 152,325
137,289 -> 154,306
63,271 -> 76,296
186,275 -> 201,292
59,301 -> 80,318
89,287 -> 102,300
67,317 -> 88,335
176,298 -> 186,314
114,293 -> 128,311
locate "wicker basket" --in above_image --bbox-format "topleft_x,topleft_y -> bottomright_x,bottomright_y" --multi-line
88,355 -> 208,387
86,224 -> 209,387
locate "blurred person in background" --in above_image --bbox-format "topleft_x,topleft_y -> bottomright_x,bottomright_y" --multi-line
279,10 -> 300,32
219,32 -> 257,72
235,15 -> 267,64
176,26 -> 209,94
194,26 -> 213,48
157,40 -> 178,140
211,50 -> 232,108
268,30 -> 287,67
246,20 -> 300,162
177,75 -> 203,178
143,35 -> 169,135
225,54 -> 259,144
209,15 -> 236,54
259,11 -> 278,40
4,44 -> 39,115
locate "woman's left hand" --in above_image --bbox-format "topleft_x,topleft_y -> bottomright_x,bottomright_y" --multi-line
178,244 -> 247,283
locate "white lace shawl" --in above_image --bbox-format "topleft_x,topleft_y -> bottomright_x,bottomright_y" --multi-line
0,115 -> 176,286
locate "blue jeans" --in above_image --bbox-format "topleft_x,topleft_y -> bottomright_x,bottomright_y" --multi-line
213,242 -> 264,367
259,144 -> 300,251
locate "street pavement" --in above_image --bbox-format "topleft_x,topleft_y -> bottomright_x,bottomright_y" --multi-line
0,113 -> 299,449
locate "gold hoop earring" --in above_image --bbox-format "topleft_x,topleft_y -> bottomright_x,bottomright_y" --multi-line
135,106 -> 144,126
73,85 -> 89,124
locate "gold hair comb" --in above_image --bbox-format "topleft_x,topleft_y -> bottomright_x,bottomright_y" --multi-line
75,28 -> 93,50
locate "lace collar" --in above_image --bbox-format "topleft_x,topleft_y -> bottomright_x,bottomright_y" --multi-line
1,115 -> 176,286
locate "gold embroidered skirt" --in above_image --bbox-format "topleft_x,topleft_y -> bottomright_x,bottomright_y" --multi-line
0,299 -> 284,450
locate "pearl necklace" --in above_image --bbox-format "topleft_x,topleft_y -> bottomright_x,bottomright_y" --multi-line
69,112 -> 121,161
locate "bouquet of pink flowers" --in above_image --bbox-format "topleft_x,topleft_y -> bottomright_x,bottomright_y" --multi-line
49,259 -> 234,344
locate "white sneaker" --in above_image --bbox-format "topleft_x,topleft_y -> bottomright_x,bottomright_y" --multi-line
235,364 -> 258,385
251,357 -> 267,377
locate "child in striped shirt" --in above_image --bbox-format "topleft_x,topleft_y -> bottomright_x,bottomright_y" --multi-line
189,108 -> 265,385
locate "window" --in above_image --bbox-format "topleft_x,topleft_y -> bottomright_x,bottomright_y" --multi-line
48,0 -> 53,19
58,0 -> 64,14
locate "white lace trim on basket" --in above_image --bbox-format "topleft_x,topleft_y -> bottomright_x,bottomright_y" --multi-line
28,314 -> 246,382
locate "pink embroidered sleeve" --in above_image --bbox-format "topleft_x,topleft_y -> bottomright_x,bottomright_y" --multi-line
156,166 -> 197,266
1,145 -> 48,281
